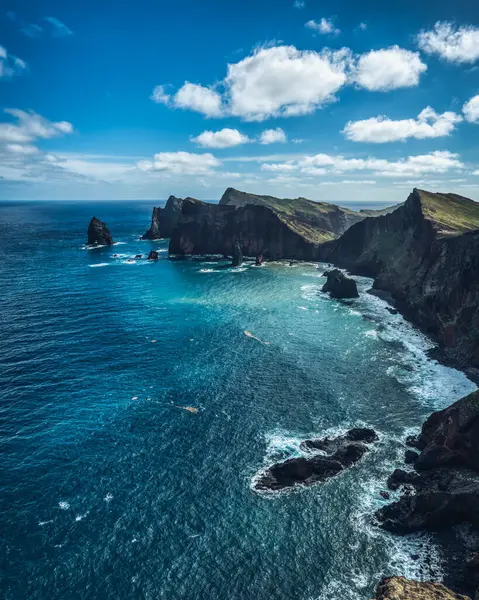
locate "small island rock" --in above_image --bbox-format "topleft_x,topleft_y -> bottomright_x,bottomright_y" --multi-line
87,217 -> 113,246
322,269 -> 359,299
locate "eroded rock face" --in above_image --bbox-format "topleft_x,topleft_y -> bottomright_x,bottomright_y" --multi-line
322,269 -> 359,299
147,250 -> 159,260
169,199 -> 320,261
232,241 -> 243,267
374,576 -> 471,599
253,428 -> 377,492
142,196 -> 203,240
319,189 -> 479,369
87,217 -> 113,246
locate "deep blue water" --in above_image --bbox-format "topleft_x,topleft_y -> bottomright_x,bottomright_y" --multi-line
0,200 -> 476,600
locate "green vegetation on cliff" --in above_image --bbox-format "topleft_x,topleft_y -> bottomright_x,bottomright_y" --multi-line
417,189 -> 479,235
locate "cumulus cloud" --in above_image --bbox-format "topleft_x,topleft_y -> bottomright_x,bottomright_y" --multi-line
174,83 -> 223,117
358,22 -> 367,31
343,107 -> 462,143
305,18 -> 340,36
259,128 -> 287,144
293,0 -> 305,8
353,46 -> 427,91
0,46 -> 27,79
44,17 -> 73,37
191,128 -> 251,148
137,151 -> 221,175
463,94 -> 479,123
260,150 -> 464,178
224,45 -> 351,121
151,82 -> 223,117
0,109 -> 73,144
418,22 -> 479,64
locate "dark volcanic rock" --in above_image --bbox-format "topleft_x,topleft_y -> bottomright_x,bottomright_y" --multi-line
405,450 -> 420,464
255,428 -> 377,492
255,253 -> 263,266
142,196 -> 203,240
169,199 -> 321,261
87,217 -> 113,246
319,188 -> 479,370
232,241 -> 243,267
147,250 -> 159,260
322,269 -> 359,299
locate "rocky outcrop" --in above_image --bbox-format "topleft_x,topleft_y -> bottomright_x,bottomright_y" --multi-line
322,269 -> 359,299
253,428 -> 377,492
87,217 -> 113,246
142,196 -> 203,240
373,576 -> 471,599
147,250 -> 159,260
220,187 -> 396,243
320,189 -> 479,370
232,241 -> 243,267
169,199 -> 320,261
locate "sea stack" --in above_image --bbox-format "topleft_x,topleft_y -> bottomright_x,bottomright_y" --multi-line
87,217 -> 113,246
232,241 -> 243,267
322,269 -> 359,299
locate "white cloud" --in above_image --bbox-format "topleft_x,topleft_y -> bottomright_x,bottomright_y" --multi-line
358,22 -> 367,31
418,22 -> 479,64
305,18 -> 340,36
293,0 -> 305,8
0,45 -> 27,79
6,143 -> 38,154
150,85 -> 170,105
0,109 -> 74,144
473,170 -> 479,176
259,128 -> 287,144
44,17 -> 73,37
353,46 -> 427,91
261,150 -> 464,179
261,162 -> 296,172
225,45 -> 351,121
191,128 -> 251,148
173,83 -> 223,117
137,151 -> 221,175
463,94 -> 479,123
343,107 -> 462,143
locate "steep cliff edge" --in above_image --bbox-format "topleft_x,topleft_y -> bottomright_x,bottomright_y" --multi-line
169,199 -> 320,260
220,187 -> 397,243
373,576 -> 471,599
141,195 -> 203,240
320,189 -> 479,370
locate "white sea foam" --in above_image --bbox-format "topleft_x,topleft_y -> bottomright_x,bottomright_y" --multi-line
199,268 -> 216,273
89,263 -> 110,268
75,512 -> 89,522
121,260 -> 136,265
58,501 -> 70,510
104,493 -> 113,503
297,306 -> 308,311
38,520 -> 53,526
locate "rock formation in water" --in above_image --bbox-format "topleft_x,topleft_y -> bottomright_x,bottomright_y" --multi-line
87,217 -> 113,246
232,240 -> 243,267
320,189 -> 479,371
322,269 -> 359,299
253,428 -> 377,492
373,576 -> 471,599
377,389 -> 479,597
147,250 -> 159,260
169,199 -> 321,261
142,196 -> 203,240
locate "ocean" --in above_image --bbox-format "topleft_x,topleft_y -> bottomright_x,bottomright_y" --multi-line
0,200 -> 476,600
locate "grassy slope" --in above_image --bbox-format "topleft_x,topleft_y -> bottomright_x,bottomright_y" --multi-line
418,189 -> 479,235
220,188 -> 399,244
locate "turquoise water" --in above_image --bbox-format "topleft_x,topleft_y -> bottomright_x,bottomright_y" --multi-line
0,201 -> 476,600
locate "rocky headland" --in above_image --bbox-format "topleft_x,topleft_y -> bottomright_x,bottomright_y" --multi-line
87,217 -> 113,246
142,195 -> 203,240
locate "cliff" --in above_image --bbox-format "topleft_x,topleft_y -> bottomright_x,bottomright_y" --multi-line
169,199 -> 320,260
87,217 -> 113,246
320,189 -> 479,370
219,187 -> 396,243
141,195 -> 203,240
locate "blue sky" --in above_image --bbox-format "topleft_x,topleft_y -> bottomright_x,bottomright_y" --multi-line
1,0 -> 478,201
